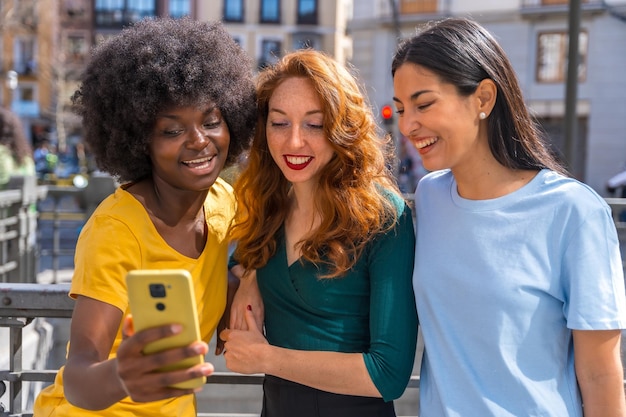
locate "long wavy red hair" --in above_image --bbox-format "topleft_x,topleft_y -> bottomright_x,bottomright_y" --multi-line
230,49 -> 402,278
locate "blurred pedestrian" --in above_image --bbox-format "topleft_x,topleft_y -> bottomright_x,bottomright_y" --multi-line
0,106 -> 35,187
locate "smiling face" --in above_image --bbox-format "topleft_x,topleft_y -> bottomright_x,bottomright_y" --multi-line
149,104 -> 230,191
266,77 -> 335,187
393,63 -> 489,174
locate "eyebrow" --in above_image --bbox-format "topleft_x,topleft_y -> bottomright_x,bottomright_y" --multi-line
269,108 -> 323,116
393,89 -> 433,104
158,106 -> 217,120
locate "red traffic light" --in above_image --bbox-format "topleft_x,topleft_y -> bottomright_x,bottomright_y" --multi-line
381,105 -> 394,120
381,104 -> 394,126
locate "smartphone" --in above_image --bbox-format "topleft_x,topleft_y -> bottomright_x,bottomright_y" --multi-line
126,269 -> 206,389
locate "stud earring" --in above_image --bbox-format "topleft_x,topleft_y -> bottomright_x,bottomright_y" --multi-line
479,112 -> 487,120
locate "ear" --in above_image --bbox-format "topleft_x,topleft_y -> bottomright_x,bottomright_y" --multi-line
475,78 -> 497,116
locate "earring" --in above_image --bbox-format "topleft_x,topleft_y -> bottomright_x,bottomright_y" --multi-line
479,112 -> 487,120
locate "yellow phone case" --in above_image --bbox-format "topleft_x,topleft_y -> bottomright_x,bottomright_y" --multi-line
126,269 -> 206,389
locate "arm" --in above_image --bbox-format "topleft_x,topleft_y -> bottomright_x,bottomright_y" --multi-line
573,329 -> 626,417
63,296 -> 128,408
215,269 -> 241,354
221,306 -> 380,397
228,265 -> 264,331
222,201 -> 418,399
64,296 -> 213,409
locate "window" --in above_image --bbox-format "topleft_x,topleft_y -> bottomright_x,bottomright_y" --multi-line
63,0 -> 88,21
65,33 -> 89,65
169,0 -> 189,18
125,0 -> 155,23
13,37 -> 36,75
224,0 -> 244,22
95,0 -> 124,25
12,83 -> 39,117
297,0 -> 317,24
259,39 -> 281,69
260,0 -> 280,23
537,30 -> 588,83
95,0 -> 156,27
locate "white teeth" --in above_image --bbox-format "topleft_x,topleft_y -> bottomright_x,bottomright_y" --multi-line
415,137 -> 438,149
183,156 -> 213,165
286,156 -> 311,165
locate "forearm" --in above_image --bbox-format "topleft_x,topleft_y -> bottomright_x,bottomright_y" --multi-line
579,369 -> 626,417
574,329 -> 626,417
262,346 -> 380,397
64,357 -> 128,410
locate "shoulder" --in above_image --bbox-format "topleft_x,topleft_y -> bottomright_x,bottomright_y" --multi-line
377,185 -> 413,220
417,169 -> 452,189
207,176 -> 235,210
206,177 -> 236,241
536,170 -> 609,213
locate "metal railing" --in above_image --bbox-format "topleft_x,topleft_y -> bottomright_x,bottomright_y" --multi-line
1,191 -> 626,416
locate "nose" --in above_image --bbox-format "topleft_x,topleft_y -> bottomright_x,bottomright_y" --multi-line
188,126 -> 209,149
398,110 -> 419,138
287,125 -> 305,148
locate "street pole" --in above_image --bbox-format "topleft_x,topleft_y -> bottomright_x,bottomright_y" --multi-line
564,0 -> 581,174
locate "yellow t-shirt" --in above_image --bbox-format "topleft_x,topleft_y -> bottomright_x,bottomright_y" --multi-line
33,178 -> 235,417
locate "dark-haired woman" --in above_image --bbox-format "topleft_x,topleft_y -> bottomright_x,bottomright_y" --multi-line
393,17 -> 626,416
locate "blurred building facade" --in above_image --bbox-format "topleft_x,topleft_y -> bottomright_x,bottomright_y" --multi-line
349,0 -> 626,194
0,0 -> 195,152
2,0 -> 625,193
199,0 -> 353,69
0,0 -> 351,148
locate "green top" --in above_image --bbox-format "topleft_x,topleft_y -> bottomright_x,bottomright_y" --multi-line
257,191 -> 418,401
0,144 -> 35,186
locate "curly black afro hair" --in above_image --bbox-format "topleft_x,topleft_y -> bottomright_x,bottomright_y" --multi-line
72,17 -> 257,183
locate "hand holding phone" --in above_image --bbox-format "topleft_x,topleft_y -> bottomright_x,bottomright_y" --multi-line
126,269 -> 206,389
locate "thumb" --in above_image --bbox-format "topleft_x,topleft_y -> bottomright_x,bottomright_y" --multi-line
122,314 -> 135,340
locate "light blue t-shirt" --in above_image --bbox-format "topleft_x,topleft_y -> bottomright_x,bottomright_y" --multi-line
414,169 -> 626,417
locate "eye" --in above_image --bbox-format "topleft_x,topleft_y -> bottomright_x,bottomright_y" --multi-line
307,123 -> 323,130
162,128 -> 183,136
269,120 -> 288,128
203,120 -> 222,129
417,101 -> 434,111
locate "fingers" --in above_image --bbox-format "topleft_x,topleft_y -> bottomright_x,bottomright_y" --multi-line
244,305 -> 260,333
116,324 -> 212,402
122,361 -> 214,403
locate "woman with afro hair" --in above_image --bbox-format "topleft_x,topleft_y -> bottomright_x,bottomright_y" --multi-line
33,17 -> 256,416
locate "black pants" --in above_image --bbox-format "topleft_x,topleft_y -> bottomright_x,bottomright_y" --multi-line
261,375 -> 396,417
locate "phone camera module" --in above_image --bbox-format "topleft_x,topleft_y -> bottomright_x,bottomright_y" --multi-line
149,283 -> 166,298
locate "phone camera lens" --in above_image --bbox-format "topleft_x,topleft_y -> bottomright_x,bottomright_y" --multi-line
149,283 -> 166,298
155,302 -> 166,311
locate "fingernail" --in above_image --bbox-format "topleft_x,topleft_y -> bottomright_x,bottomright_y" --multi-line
247,305 -> 252,311
200,363 -> 214,375
171,324 -> 182,333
